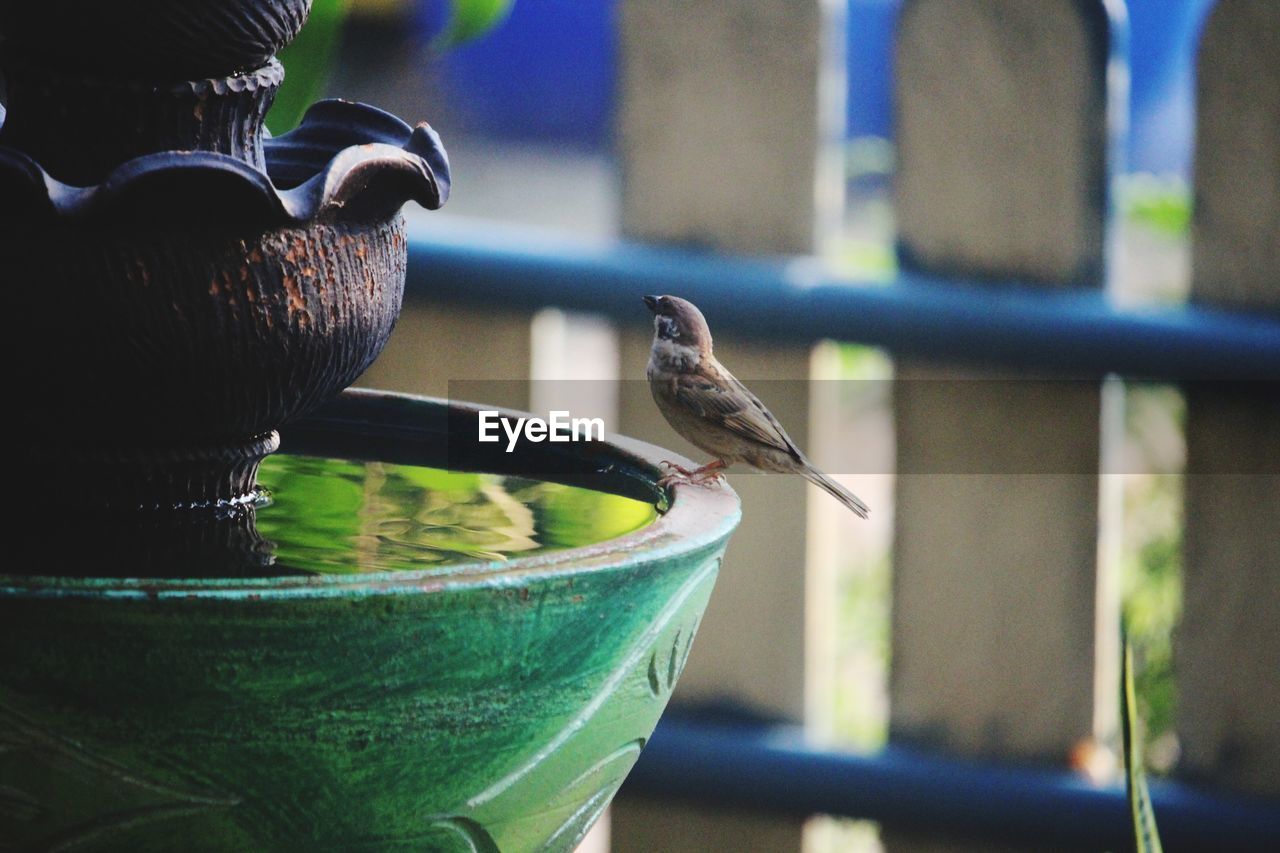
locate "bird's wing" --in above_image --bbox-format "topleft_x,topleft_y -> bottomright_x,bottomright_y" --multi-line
673,369 -> 803,459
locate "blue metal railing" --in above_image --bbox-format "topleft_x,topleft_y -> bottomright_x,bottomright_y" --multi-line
623,708 -> 1279,851
405,217 -> 1280,382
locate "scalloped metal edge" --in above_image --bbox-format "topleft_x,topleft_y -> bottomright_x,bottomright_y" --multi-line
0,100 -> 450,225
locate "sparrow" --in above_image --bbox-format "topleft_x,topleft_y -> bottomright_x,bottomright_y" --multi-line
643,295 -> 869,518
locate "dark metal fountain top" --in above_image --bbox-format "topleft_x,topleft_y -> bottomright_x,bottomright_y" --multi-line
0,100 -> 449,225
0,0 -> 452,513
0,0 -> 314,78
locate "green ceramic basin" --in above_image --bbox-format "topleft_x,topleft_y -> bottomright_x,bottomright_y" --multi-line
0,390 -> 740,851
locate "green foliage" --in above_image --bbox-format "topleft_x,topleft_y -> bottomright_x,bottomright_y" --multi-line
833,551 -> 891,749
831,136 -> 898,280
1120,385 -> 1185,770
832,343 -> 893,381
829,343 -> 893,750
833,237 -> 897,280
1118,174 -> 1192,237
434,0 -> 515,50
269,0 -> 350,134
1124,522 -> 1181,748
267,0 -> 515,134
1123,638 -> 1165,853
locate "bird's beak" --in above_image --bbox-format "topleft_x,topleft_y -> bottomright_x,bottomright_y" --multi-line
643,295 -> 660,313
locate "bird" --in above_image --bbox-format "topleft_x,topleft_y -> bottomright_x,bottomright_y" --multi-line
643,294 -> 869,519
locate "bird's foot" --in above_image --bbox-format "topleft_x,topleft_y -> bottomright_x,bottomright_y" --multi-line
658,460 -> 728,488
687,460 -> 728,487
657,460 -> 696,488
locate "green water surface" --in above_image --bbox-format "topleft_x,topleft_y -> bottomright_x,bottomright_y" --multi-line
256,454 -> 658,574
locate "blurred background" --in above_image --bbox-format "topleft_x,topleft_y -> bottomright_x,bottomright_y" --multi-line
276,1 -> 1272,850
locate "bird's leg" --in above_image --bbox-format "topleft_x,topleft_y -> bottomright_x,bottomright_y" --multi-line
658,459 -> 728,488
657,460 -> 698,488
689,459 -> 727,485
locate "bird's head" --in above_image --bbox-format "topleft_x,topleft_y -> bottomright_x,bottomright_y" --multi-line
643,295 -> 712,352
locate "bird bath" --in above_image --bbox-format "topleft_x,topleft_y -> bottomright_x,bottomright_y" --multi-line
0,2 -> 740,848
1,391 -> 737,850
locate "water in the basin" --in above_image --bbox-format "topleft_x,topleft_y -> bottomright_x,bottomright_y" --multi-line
255,454 -> 658,574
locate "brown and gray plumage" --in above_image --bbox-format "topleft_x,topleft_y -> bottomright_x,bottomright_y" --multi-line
643,294 -> 869,519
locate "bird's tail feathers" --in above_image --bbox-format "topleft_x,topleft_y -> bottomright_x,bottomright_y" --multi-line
801,465 -> 870,519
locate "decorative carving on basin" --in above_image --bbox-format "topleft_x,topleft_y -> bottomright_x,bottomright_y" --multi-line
0,533 -> 722,852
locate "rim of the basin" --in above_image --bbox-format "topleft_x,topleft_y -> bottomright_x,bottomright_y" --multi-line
0,388 -> 740,599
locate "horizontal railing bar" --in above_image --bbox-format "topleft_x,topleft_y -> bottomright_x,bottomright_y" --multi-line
620,709 -> 1280,851
406,216 -> 1280,381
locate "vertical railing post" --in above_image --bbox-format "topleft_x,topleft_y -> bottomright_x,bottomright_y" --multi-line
611,1 -> 845,850
1178,0 -> 1280,799
888,1 -> 1119,849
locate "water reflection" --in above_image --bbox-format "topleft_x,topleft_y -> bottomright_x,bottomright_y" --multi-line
255,454 -> 658,574
14,455 -> 657,579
